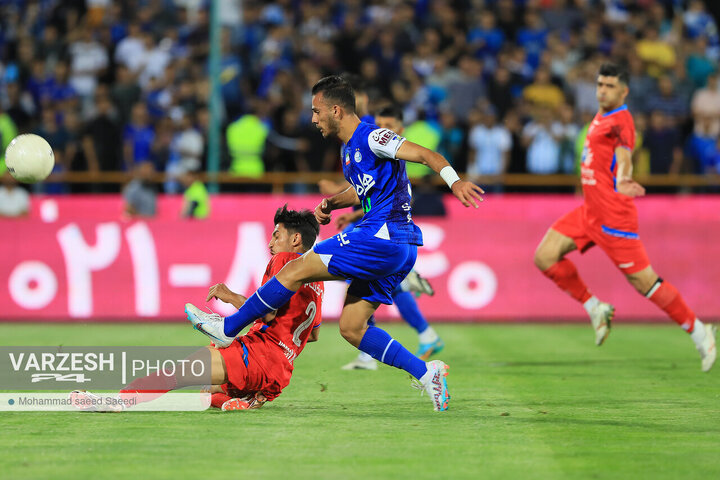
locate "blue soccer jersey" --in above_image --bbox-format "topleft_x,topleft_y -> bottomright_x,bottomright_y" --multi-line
341,122 -> 423,246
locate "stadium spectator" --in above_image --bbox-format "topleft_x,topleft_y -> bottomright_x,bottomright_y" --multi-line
437,110 -> 464,170
554,104 -> 580,174
180,169 -> 210,220
523,109 -> 561,175
445,55 -> 485,122
0,104 -> 18,173
523,66 -> 565,111
467,106 -> 511,188
123,161 -> 157,217
68,26 -> 108,100
123,103 -> 156,170
165,112 -> 204,194
635,23 -> 676,78
226,100 -> 269,179
645,74 -> 689,125
0,171 -> 30,217
644,110 -> 684,175
691,72 -> 720,138
81,94 -> 122,191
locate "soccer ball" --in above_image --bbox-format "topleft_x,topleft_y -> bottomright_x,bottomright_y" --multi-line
5,134 -> 55,184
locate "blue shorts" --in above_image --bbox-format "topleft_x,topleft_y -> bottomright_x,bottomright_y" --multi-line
313,227 -> 417,304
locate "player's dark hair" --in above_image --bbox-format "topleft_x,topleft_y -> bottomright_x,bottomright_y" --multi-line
274,204 -> 320,251
341,73 -> 367,94
599,62 -> 629,85
376,105 -> 404,123
311,75 -> 356,113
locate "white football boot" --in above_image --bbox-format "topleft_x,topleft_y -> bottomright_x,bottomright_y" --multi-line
412,360 -> 450,412
341,353 -> 378,371
698,324 -> 717,373
184,303 -> 235,348
589,302 -> 615,346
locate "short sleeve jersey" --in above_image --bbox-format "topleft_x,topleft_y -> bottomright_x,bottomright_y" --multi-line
580,105 -> 638,230
341,121 -> 423,245
245,252 -> 323,363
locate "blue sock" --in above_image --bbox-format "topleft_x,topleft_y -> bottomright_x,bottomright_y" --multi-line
367,315 -> 376,328
392,291 -> 429,334
358,326 -> 428,379
224,277 -> 295,336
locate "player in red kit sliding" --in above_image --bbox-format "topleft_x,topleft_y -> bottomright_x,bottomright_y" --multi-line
71,205 -> 324,411
534,63 -> 716,372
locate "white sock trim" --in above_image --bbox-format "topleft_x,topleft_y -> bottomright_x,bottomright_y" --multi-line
418,327 -> 438,344
583,296 -> 600,314
255,292 -> 277,311
645,280 -> 662,298
380,339 -> 394,363
690,319 -> 706,346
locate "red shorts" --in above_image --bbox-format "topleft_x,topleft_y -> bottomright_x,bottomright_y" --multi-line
218,337 -> 291,402
551,205 -> 650,275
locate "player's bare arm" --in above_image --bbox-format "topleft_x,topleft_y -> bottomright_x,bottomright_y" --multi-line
314,186 -> 360,225
318,179 -> 351,196
336,209 -> 364,230
396,140 -> 485,208
206,283 -> 247,309
614,146 -> 646,198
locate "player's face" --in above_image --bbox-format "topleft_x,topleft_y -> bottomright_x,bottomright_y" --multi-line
311,93 -> 339,138
269,223 -> 297,255
596,75 -> 628,111
374,115 -> 404,134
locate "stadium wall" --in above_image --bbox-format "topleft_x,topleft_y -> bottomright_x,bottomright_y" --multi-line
1,194 -> 718,322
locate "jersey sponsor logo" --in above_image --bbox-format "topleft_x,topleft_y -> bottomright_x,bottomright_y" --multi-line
352,173 -> 376,196
337,232 -> 350,246
354,150 -> 362,163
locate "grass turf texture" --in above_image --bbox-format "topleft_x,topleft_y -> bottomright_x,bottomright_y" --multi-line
0,323 -> 718,480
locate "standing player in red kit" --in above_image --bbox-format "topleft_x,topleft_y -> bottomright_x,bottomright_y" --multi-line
534,63 -> 716,372
72,205 -> 324,411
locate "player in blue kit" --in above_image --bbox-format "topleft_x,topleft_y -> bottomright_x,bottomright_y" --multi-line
185,76 -> 484,411
334,105 -> 444,370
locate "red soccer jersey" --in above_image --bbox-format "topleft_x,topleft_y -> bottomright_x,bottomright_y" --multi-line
242,252 -> 324,368
580,105 -> 638,231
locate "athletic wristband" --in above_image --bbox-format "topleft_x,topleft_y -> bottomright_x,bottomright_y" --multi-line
440,166 -> 461,188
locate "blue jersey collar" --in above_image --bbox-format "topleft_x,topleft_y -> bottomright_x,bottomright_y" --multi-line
602,104 -> 628,117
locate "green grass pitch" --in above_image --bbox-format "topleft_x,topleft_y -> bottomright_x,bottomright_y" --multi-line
0,323 -> 718,480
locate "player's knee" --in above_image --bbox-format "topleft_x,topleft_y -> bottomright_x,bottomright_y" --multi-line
338,323 -> 363,347
533,245 -> 555,271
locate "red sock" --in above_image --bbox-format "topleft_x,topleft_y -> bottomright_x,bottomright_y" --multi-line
646,279 -> 696,332
542,259 -> 592,303
119,371 -> 177,405
211,392 -> 232,408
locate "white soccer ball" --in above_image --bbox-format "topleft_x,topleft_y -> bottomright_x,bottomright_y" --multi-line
5,134 -> 55,184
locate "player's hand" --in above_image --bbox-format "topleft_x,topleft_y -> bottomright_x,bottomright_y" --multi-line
616,178 -> 646,198
451,180 -> 485,208
206,283 -> 237,304
335,212 -> 354,231
314,198 -> 332,225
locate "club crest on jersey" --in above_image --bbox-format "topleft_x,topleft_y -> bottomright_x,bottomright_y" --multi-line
354,150 -> 362,163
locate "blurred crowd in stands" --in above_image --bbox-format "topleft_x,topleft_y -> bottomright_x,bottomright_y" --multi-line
0,0 -> 718,200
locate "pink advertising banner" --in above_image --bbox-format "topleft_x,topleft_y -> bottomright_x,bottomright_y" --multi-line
1,194 -> 718,322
